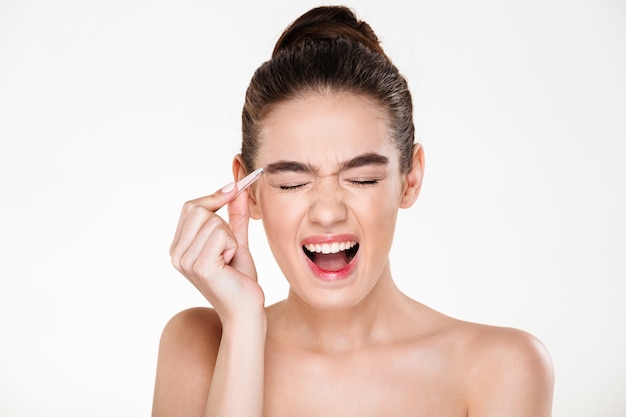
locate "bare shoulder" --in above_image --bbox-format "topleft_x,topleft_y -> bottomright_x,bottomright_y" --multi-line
462,323 -> 554,386
455,321 -> 555,417
152,307 -> 222,417
160,307 -> 222,347
404,304 -> 553,416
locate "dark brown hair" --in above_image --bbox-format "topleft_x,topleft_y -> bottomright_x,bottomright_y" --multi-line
241,5 -> 415,173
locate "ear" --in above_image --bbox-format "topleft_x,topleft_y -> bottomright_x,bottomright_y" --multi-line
232,155 -> 262,220
400,144 -> 425,208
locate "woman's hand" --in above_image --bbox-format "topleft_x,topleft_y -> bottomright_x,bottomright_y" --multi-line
155,181 -> 266,417
169,183 -> 264,325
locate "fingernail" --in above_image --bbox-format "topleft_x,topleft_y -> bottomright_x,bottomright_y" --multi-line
220,182 -> 235,193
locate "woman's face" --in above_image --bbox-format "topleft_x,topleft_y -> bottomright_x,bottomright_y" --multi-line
248,93 -> 422,310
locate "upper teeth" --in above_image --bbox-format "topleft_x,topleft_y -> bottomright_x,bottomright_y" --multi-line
304,241 -> 357,254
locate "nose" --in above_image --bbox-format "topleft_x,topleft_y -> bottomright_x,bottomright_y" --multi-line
307,187 -> 348,227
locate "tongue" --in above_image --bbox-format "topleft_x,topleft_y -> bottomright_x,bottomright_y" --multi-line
313,252 -> 349,272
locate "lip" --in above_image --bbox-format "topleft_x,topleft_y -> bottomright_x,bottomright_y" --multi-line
301,234 -> 358,245
301,234 -> 359,281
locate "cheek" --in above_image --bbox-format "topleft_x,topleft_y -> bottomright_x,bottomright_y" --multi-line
350,181 -> 403,216
358,201 -> 398,240
352,185 -> 401,240
258,192 -> 305,241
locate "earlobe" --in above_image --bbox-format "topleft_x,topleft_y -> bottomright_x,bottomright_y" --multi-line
400,144 -> 425,208
232,155 -> 262,220
248,193 -> 262,220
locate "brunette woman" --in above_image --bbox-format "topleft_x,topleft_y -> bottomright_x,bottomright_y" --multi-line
152,6 -> 554,417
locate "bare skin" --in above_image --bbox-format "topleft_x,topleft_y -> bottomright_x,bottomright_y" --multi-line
152,94 -> 554,417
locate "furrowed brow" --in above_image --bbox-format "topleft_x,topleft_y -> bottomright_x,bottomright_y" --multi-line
264,160 -> 316,174
264,153 -> 388,175
340,153 -> 389,171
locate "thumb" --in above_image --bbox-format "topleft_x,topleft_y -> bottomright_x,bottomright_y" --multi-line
227,189 -> 251,247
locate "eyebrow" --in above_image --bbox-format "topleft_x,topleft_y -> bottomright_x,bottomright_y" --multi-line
264,160 -> 315,174
264,152 -> 389,175
340,153 -> 389,170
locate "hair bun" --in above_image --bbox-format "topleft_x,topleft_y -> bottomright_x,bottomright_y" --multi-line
272,6 -> 388,59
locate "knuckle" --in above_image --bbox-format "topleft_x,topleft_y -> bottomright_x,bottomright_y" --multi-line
191,257 -> 210,277
181,194 -> 221,216
186,203 -> 210,219
213,224 -> 235,244
170,247 -> 184,269
203,213 -> 222,228
170,256 -> 183,274
179,251 -> 196,272
181,199 -> 197,215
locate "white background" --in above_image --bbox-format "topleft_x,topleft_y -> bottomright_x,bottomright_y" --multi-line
1,0 -> 625,415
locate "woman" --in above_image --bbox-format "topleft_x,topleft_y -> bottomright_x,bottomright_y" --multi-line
152,6 -> 554,417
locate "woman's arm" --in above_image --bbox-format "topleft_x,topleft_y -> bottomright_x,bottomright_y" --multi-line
205,311 -> 266,417
153,183 -> 266,417
152,307 -> 266,417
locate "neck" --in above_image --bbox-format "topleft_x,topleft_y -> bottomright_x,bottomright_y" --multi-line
276,264 -> 411,353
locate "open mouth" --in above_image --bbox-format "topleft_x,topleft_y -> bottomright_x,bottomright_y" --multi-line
302,241 -> 360,272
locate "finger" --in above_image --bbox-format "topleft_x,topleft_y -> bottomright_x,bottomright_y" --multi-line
227,189 -> 251,248
171,206 -> 211,261
172,212 -> 224,270
179,219 -> 237,275
170,181 -> 238,255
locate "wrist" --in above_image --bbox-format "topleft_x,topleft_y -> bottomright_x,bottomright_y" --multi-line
220,307 -> 267,335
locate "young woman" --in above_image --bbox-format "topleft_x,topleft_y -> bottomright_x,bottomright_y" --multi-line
152,6 -> 554,417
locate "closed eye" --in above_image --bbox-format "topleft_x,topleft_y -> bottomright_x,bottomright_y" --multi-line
276,183 -> 308,191
347,178 -> 383,187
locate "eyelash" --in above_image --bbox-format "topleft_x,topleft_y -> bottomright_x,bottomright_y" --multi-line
278,183 -> 307,191
276,178 -> 382,191
348,179 -> 381,187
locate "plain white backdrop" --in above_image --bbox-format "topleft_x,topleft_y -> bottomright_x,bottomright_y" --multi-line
1,0 -> 624,415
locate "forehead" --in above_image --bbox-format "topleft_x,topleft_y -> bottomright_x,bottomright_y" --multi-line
257,93 -> 397,169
